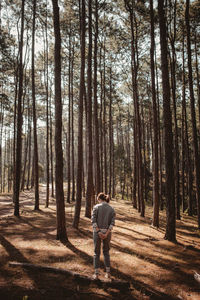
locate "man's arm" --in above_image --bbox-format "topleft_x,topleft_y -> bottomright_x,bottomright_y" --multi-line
91,206 -> 101,233
101,208 -> 116,239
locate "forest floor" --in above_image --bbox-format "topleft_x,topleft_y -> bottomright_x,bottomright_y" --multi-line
0,185 -> 200,300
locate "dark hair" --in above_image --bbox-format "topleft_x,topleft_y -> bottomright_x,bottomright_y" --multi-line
97,192 -> 110,203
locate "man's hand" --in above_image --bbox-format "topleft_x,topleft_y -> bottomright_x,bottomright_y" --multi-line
98,232 -> 107,240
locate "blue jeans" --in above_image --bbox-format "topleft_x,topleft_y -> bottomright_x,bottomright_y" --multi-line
93,231 -> 111,274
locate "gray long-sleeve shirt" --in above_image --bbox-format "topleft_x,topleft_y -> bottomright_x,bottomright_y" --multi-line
91,202 -> 115,231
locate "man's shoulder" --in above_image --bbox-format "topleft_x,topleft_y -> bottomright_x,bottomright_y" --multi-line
105,203 -> 115,212
93,203 -> 102,209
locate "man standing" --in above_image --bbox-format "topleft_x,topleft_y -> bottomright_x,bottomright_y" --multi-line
91,193 -> 116,279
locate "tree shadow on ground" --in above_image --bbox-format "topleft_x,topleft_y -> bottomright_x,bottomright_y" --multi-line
77,227 -> 200,293
62,239 -> 179,300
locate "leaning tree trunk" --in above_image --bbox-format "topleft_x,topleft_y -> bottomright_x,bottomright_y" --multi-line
13,0 -> 25,216
32,0 -> 39,210
52,0 -> 67,241
158,0 -> 176,241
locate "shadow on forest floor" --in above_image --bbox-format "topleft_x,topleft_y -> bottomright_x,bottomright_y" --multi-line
0,187 -> 200,299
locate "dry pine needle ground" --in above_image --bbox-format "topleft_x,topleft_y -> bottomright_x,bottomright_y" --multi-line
0,186 -> 200,300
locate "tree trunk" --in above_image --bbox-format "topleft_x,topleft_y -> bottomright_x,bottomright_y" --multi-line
103,40 -> 108,194
168,0 -> 180,220
93,0 -> 101,195
194,31 -> 200,141
71,41 -> 75,202
73,0 -> 86,229
52,0 -> 67,240
158,0 -> 176,241
32,0 -> 39,210
49,91 -> 54,198
13,0 -> 25,217
45,4 -> 50,208
185,0 -> 200,228
125,0 -> 144,217
109,67 -> 113,197
150,0 -> 159,227
67,28 -> 71,204
85,0 -> 95,218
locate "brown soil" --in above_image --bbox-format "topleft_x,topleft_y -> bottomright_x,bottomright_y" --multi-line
0,186 -> 200,300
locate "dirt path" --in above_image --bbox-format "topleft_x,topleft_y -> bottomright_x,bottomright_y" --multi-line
0,187 -> 200,299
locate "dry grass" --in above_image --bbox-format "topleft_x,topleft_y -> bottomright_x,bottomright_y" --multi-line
0,186 -> 200,299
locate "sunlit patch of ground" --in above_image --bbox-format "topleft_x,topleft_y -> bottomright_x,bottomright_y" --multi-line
0,187 -> 200,299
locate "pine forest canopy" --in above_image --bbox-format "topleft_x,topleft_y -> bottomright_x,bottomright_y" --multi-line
0,0 -> 200,241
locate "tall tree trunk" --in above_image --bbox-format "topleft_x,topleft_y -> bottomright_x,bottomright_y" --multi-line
194,31 -> 200,140
45,2 -> 50,208
20,126 -> 28,191
93,0 -> 101,195
0,102 -> 4,193
49,90 -> 54,198
150,0 -> 159,227
125,0 -> 144,217
169,0 -> 180,220
52,0 -> 67,240
109,67 -> 113,197
85,0 -> 95,217
67,29 -> 71,204
26,114 -> 32,190
71,41 -> 75,202
103,39 -> 108,194
155,46 -> 163,211
32,0 -> 39,210
181,37 -> 186,213
132,118 -> 137,208
185,0 -> 200,228
13,0 -> 25,216
73,0 -> 86,229
158,0 -> 176,241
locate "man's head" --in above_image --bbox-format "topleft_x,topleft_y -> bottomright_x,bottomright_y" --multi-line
97,192 -> 110,203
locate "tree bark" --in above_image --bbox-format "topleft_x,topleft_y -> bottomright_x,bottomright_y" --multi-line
93,0 -> 101,195
85,0 -> 95,218
45,3 -> 50,208
150,0 -> 159,227
185,0 -> 200,228
158,0 -> 176,241
13,0 -> 25,216
73,0 -> 86,229
32,0 -> 39,210
125,0 -> 144,217
52,0 -> 67,240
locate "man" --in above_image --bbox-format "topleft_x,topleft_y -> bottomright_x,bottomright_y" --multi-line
91,192 -> 116,279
